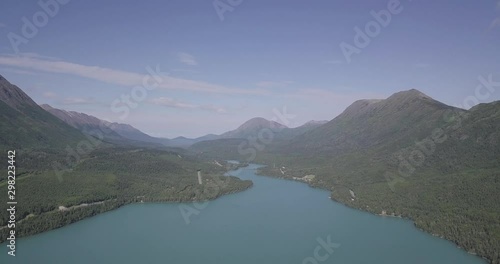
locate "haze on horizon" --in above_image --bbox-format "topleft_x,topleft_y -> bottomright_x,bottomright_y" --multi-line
0,0 -> 499,138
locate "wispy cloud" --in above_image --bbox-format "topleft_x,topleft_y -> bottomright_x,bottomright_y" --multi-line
282,88 -> 386,125
489,18 -> 500,30
288,88 -> 345,101
15,52 -> 60,60
150,97 -> 226,113
43,91 -> 58,99
172,68 -> 199,74
62,97 -> 100,105
150,97 -> 196,109
287,88 -> 384,105
177,52 -> 198,66
0,54 -> 268,95
200,104 -> 227,113
0,67 -> 42,76
489,1 -> 500,30
256,81 -> 293,88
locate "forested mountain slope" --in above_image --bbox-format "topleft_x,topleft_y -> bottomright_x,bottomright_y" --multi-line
0,75 -> 252,243
41,104 -> 169,147
260,91 -> 500,263
0,75 -> 86,151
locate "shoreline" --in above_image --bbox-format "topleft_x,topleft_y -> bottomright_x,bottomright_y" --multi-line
253,165 -> 492,264
0,173 -> 253,244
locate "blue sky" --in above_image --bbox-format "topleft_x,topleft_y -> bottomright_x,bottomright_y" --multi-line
0,0 -> 499,138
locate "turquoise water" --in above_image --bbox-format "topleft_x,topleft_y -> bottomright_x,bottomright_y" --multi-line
1,164 -> 486,263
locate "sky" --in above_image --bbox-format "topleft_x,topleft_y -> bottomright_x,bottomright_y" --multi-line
0,0 -> 499,138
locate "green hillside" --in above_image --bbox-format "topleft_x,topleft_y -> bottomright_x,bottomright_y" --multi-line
261,93 -> 500,263
0,90 -> 85,151
193,90 -> 500,263
0,75 -> 253,242
0,147 -> 252,242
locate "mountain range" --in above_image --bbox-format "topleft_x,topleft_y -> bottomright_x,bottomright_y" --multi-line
190,88 -> 500,263
266,90 -> 500,262
40,105 -> 327,148
286,89 -> 459,153
0,73 -> 498,263
0,75 -> 252,245
41,104 -> 169,147
0,75 -> 85,151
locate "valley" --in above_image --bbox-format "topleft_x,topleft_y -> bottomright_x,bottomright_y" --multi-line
0,75 -> 498,263
1,2 -> 498,263
0,75 -> 252,244
190,90 -> 500,263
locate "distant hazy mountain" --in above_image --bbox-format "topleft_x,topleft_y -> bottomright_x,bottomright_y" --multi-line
0,75 -> 85,150
196,134 -> 220,141
169,118 -> 326,148
190,118 -> 328,155
278,120 -> 328,140
168,134 -> 220,147
301,120 -> 329,126
40,104 -> 124,141
0,74 -> 252,247
170,117 -> 324,148
41,104 -> 250,148
220,117 -> 288,139
105,122 -> 169,145
190,89 -> 500,261
180,118 -> 325,148
41,104 -> 169,146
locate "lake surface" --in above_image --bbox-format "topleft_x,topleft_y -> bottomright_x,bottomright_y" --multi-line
1,164 -> 486,264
